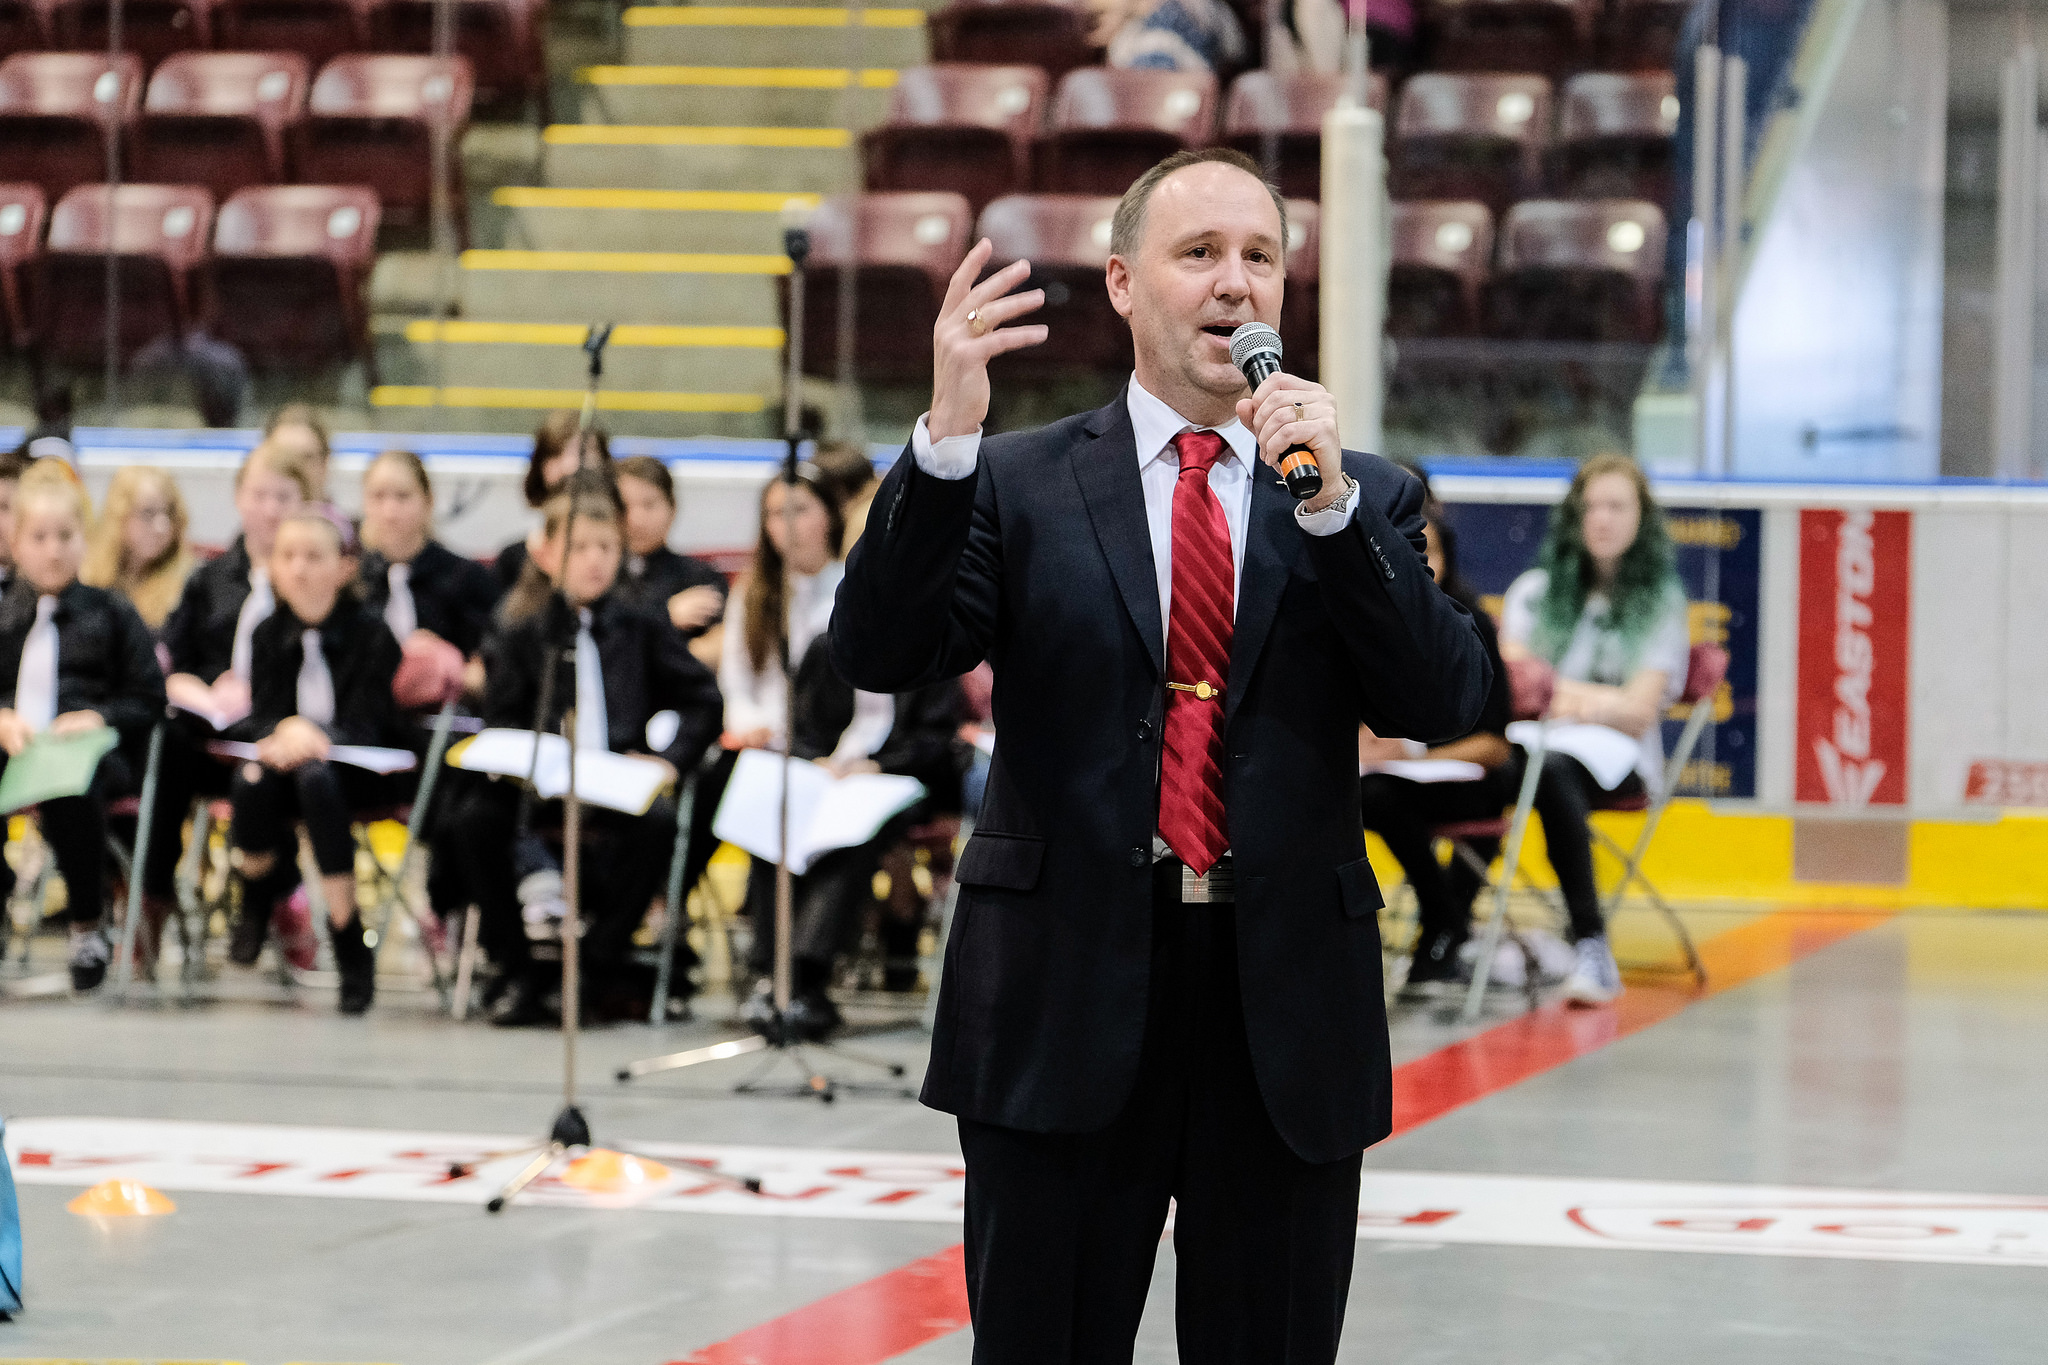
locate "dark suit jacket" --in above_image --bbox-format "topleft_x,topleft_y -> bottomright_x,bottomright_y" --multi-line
616,546 -> 728,639
478,589 -> 723,774
0,580 -> 167,747
831,392 -> 1491,1163
356,541 -> 501,658
161,535 -> 255,682
241,598 -> 409,751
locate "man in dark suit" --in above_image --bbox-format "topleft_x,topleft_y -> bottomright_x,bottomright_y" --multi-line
831,148 -> 1492,1364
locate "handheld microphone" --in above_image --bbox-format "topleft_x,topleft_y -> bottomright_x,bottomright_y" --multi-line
1229,322 -> 1322,501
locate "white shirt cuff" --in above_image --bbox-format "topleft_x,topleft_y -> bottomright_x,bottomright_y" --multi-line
912,413 -> 982,480
1293,478 -> 1359,536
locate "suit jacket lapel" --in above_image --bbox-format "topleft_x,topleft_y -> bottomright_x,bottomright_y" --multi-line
1226,469 -> 1301,730
1070,394 -> 1164,678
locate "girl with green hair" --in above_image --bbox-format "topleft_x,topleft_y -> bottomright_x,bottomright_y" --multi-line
1500,452 -> 1691,1006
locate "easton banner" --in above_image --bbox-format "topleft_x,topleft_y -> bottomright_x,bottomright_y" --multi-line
1796,509 -> 1911,806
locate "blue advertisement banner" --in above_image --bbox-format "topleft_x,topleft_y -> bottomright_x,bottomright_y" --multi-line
1442,501 -> 1762,800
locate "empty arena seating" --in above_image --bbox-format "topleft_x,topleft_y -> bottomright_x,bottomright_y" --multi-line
0,52 -> 143,202
1602,0 -> 1689,70
928,0 -> 1096,82
793,190 -> 972,383
0,182 -> 44,349
863,63 -> 1048,214
32,181 -> 213,365
1281,197 -> 1318,379
136,51 -> 308,202
209,182 -> 379,372
976,192 -> 1128,376
1,0 -> 52,55
1222,70 -> 1382,202
1552,70 -> 1676,204
1428,0 -> 1601,79
1388,199 -> 1493,337
212,0 -> 376,76
1484,198 -> 1665,341
1390,72 -> 1551,216
297,53 -> 469,232
1036,67 -> 1217,196
380,0 -> 546,109
48,0 -> 214,70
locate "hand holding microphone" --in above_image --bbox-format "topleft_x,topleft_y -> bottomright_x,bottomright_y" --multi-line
1230,323 -> 1344,509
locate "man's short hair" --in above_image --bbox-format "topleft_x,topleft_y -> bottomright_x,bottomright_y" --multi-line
1108,147 -> 1290,261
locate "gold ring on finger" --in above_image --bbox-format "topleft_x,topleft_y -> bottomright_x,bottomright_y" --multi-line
967,309 -> 988,338
1293,402 -> 1305,423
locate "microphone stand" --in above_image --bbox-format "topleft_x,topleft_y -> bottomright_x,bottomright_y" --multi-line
457,324 -> 759,1207
615,217 -> 910,1101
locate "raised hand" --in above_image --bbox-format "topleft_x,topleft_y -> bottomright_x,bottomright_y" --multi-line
929,238 -> 1049,440
1236,372 -> 1344,510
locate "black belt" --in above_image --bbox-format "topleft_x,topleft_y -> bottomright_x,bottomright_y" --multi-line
1158,855 -> 1235,904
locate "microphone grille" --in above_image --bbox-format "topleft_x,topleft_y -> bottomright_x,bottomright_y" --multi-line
1229,322 -> 1282,371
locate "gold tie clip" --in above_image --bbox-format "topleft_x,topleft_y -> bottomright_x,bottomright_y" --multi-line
1168,680 -> 1221,701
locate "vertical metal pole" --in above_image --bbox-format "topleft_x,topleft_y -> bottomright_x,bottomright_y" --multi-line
559,714 -> 580,1106
1320,1 -> 1384,449
1689,44 -> 1721,473
833,0 -> 864,437
1994,44 -> 2041,479
1717,54 -> 1746,475
429,0 -> 457,416
775,246 -> 805,1019
102,0 -> 125,414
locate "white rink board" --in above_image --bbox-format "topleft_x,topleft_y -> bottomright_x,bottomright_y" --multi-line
8,1117 -> 2045,1269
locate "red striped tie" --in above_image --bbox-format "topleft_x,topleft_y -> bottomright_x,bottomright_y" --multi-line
1159,429 -> 1233,877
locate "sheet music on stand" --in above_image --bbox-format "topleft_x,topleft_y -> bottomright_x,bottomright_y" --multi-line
713,747 -> 925,875
448,728 -> 673,815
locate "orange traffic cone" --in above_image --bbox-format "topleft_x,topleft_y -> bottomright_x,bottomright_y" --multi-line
67,1180 -> 176,1216
560,1149 -> 670,1193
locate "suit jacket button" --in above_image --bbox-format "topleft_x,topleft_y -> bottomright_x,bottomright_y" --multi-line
1136,719 -> 1152,740
1128,847 -> 1147,868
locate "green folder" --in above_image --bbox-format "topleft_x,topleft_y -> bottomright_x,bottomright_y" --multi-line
0,728 -> 121,814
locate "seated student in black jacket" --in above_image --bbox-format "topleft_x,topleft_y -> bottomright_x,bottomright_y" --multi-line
452,471 -> 723,1027
491,411 -> 613,599
1357,485 -> 1517,996
0,471 -> 167,990
355,449 -> 499,660
227,506 -> 408,1015
614,455 -> 726,659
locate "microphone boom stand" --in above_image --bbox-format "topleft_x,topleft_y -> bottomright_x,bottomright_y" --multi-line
615,216 -> 910,1102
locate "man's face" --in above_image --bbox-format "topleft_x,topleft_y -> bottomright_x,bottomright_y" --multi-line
1106,163 -> 1286,408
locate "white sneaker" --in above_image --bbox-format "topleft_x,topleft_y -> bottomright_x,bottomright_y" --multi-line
1560,935 -> 1622,1007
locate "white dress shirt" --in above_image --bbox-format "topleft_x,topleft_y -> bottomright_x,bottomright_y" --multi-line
229,566 -> 274,682
296,628 -> 336,727
574,607 -> 610,752
912,375 -> 1359,638
384,561 -> 418,641
720,559 -> 896,754
14,595 -> 59,732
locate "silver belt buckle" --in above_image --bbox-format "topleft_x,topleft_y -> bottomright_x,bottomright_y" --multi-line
1180,861 -> 1234,904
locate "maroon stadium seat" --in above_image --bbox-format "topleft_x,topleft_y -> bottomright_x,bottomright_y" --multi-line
48,0 -> 214,71
137,52 -> 309,203
1390,73 -> 1550,216
863,64 -> 1048,214
0,0 -> 54,57
928,0 -> 1096,82
1485,198 -> 1665,341
793,191 -> 971,383
0,183 -> 45,350
298,55 -> 470,234
975,192 -> 1127,377
1552,71 -> 1676,203
1427,0 -> 1599,80
0,53 -> 144,203
33,182 -> 213,365
214,0 -> 378,77
380,0 -> 546,112
1280,197 -> 1318,380
1601,0 -> 1689,71
209,184 -> 379,373
1223,70 -> 1384,202
1388,200 -> 1493,337
1036,67 -> 1217,196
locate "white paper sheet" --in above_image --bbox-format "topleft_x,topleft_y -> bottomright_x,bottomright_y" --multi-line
712,747 -> 926,875
207,740 -> 416,775
1505,721 -> 1641,790
449,728 -> 671,815
1362,758 -> 1488,783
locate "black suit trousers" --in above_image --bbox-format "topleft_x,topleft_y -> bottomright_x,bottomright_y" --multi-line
956,862 -> 1363,1365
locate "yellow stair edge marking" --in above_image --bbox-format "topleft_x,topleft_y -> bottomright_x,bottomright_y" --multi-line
625,6 -> 925,27
460,249 -> 792,274
405,321 -> 786,348
493,187 -> 822,213
581,65 -> 898,89
542,123 -> 850,148
372,386 -> 768,415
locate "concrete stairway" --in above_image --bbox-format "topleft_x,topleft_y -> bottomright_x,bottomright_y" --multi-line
372,3 -> 938,435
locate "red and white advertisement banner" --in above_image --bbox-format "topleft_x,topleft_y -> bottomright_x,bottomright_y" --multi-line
1964,759 -> 2048,807
1795,508 -> 1912,806
9,1117 -> 2048,1268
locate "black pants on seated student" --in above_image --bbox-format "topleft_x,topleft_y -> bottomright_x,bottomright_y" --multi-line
1358,767 -> 1515,950
449,779 -> 676,1015
229,757 -> 407,912
1526,751 -> 1646,943
0,745 -> 137,935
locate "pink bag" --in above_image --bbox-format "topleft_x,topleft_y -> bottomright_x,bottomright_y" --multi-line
392,634 -> 466,711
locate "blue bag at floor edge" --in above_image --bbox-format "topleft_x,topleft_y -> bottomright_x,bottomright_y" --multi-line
0,1117 -> 20,1316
